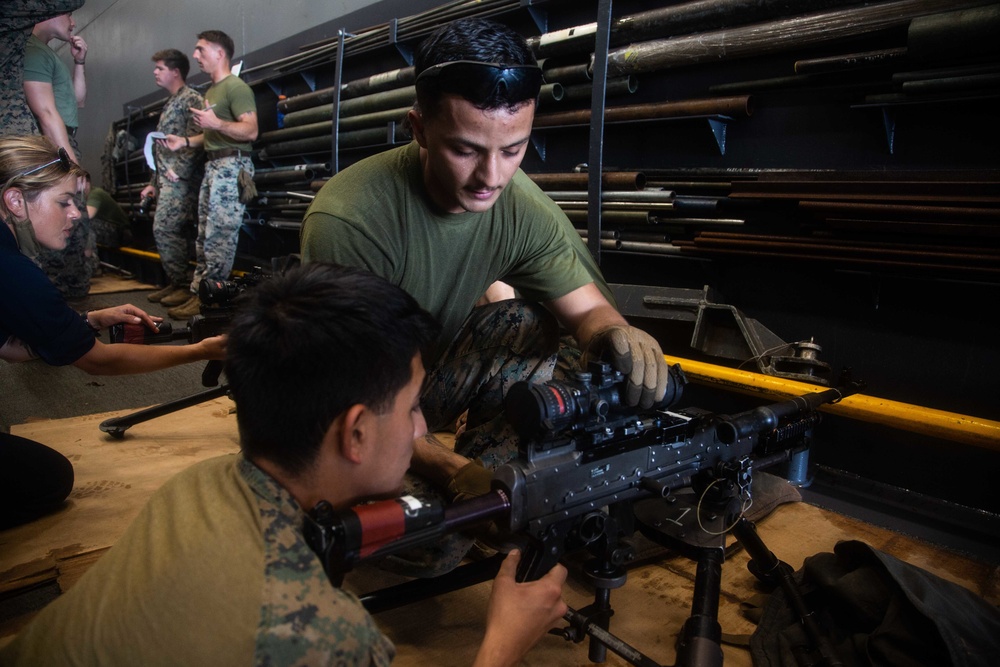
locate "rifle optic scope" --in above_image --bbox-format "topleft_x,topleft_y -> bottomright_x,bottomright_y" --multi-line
506,361 -> 686,442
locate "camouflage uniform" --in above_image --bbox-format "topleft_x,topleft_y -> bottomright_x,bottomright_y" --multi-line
379,299 -> 585,577
0,0 -> 83,137
149,85 -> 203,288
192,154 -> 253,292
242,457 -> 396,665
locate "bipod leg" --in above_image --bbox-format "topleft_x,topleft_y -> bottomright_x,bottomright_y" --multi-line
99,384 -> 230,439
675,545 -> 724,667
561,606 -> 662,667
731,518 -> 843,667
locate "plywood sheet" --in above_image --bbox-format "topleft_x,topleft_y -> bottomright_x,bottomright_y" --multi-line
0,397 -> 239,600
86,274 -> 156,295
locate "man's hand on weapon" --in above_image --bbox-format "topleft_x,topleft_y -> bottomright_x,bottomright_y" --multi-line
582,325 -> 670,409
475,549 -> 568,667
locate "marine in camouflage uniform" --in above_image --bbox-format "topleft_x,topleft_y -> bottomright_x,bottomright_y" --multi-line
0,0 -> 83,137
147,84 -> 204,290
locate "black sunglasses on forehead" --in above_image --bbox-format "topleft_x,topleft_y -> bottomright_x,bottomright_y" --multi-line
415,60 -> 543,105
17,147 -> 72,179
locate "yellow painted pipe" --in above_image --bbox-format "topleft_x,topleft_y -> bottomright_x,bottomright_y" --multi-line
116,247 -> 162,261
665,355 -> 1000,452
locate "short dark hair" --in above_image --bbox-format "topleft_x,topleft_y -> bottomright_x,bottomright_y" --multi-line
224,263 -> 439,476
197,29 -> 234,61
414,18 -> 537,117
151,48 -> 190,81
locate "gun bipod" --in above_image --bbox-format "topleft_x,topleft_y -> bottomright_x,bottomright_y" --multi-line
98,382 -> 229,439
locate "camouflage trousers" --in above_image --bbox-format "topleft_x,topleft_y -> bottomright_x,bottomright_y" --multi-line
191,155 -> 252,293
379,299 -> 582,577
154,176 -> 198,287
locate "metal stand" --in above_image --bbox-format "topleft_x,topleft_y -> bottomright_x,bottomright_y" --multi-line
98,360 -> 227,439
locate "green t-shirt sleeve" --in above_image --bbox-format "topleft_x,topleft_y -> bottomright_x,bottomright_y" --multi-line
500,174 -> 615,307
229,80 -> 257,120
22,39 -> 53,82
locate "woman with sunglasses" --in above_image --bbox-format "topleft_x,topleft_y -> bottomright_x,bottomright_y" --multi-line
1,135 -> 226,528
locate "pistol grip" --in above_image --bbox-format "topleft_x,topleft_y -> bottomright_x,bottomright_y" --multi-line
202,360 -> 223,387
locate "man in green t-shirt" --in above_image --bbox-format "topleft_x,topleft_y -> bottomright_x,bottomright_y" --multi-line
301,19 -> 676,576
86,186 -> 129,248
158,29 -> 257,320
24,10 -> 95,300
0,1 -> 84,137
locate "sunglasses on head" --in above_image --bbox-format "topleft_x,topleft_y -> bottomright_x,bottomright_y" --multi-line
18,147 -> 72,179
415,60 -> 543,106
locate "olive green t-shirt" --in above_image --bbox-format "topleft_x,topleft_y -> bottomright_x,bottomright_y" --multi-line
300,141 -> 612,362
203,74 -> 256,153
23,34 -> 77,127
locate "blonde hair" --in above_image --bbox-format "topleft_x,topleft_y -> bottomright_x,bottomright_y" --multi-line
0,135 -> 89,219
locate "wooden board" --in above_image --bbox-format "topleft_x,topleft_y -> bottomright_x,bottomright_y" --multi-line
0,396 -> 240,638
86,274 -> 157,295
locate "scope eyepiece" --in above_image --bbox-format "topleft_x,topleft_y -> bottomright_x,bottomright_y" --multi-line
506,362 -> 625,442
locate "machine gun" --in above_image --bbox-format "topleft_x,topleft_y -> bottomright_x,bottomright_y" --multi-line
98,267 -> 271,438
305,363 -> 864,666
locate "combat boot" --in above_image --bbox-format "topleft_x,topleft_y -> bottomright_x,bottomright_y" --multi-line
160,288 -> 194,307
147,285 -> 176,302
167,295 -> 202,320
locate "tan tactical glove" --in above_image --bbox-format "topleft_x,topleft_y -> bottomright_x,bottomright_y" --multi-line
582,325 -> 670,409
445,457 -> 493,504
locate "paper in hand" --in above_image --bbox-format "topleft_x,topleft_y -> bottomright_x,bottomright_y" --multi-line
144,131 -> 167,170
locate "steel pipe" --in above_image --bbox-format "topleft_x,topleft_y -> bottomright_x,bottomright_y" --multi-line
541,61 -> 592,85
907,4 -> 1000,62
258,106 -> 411,145
565,210 -> 655,226
255,163 -> 330,175
533,95 -> 753,128
252,168 -> 315,185
603,0 -> 993,77
282,86 -> 415,128
527,172 -> 646,191
526,0 -> 869,59
557,201 -> 675,212
278,67 -> 415,114
258,125 -> 408,160
794,47 -> 909,74
545,190 -> 674,202
555,76 -> 638,105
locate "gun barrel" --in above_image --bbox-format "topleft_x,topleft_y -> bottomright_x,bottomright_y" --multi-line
716,384 -> 861,444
